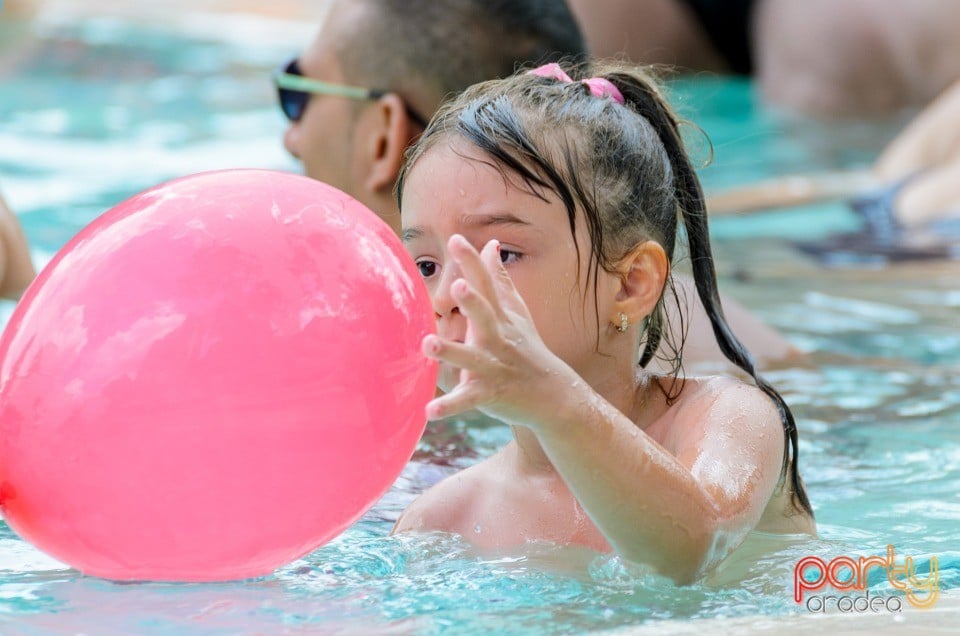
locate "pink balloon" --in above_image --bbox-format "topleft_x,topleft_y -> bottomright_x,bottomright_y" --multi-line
0,170 -> 437,581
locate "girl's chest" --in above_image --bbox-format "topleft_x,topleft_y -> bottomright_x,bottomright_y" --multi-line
459,463 -> 613,554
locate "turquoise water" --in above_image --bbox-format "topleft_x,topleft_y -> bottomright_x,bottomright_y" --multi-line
1,15 -> 959,636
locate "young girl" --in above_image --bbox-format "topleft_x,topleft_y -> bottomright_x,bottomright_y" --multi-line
392,61 -> 816,584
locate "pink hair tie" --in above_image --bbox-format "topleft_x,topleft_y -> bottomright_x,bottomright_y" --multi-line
527,62 -> 575,83
527,63 -> 625,105
580,77 -> 625,105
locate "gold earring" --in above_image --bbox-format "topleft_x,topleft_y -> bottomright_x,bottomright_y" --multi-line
616,312 -> 629,333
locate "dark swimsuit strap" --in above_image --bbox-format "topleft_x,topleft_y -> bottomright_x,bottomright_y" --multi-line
849,172 -> 924,246
793,170 -> 960,265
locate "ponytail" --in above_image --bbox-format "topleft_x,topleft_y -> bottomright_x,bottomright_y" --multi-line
610,71 -> 814,518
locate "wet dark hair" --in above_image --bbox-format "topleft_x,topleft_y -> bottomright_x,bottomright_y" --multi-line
396,61 -> 813,517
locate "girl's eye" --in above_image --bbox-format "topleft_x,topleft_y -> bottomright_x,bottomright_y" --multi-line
499,248 -> 522,265
416,260 -> 438,278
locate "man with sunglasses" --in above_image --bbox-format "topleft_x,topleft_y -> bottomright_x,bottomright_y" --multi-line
275,0 -> 585,235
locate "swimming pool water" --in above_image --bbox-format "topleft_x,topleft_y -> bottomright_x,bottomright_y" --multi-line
1,13 -> 958,636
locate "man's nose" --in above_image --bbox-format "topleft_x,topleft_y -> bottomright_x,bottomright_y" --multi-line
283,125 -> 301,160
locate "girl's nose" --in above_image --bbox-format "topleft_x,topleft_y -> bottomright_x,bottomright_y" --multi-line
431,262 -> 462,319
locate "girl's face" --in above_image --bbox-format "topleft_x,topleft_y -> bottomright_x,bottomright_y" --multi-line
401,140 -> 622,389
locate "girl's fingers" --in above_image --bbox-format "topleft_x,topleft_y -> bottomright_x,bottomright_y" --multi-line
426,385 -> 486,420
422,335 -> 497,372
480,236 -> 526,314
448,235 -> 503,317
450,277 -> 501,342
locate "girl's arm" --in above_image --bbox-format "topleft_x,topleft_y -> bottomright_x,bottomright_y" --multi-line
531,378 -> 785,583
425,236 -> 786,583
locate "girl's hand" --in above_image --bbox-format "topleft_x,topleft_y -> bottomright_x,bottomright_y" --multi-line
423,234 -> 579,428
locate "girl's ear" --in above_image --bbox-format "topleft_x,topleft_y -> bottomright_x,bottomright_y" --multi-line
610,240 -> 669,329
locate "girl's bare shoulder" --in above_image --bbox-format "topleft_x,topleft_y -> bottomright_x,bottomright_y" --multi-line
668,374 -> 781,417
393,450 -> 509,536
649,375 -> 784,453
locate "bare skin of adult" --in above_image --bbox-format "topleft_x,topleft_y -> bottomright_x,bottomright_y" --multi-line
707,79 -> 960,229
0,191 -> 36,300
873,80 -> 960,227
755,0 -> 960,119
3,0 -> 39,17
566,0 -> 729,72
570,0 -> 960,119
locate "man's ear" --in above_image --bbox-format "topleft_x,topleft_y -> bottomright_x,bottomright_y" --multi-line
610,240 -> 669,328
363,93 -> 420,193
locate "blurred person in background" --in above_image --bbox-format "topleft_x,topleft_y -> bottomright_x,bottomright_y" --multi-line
568,0 -> 960,120
708,78 -> 960,261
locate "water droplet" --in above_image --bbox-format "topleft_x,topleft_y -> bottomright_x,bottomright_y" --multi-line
474,524 -> 482,534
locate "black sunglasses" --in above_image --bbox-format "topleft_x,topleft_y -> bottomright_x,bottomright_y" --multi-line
273,59 -> 429,128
